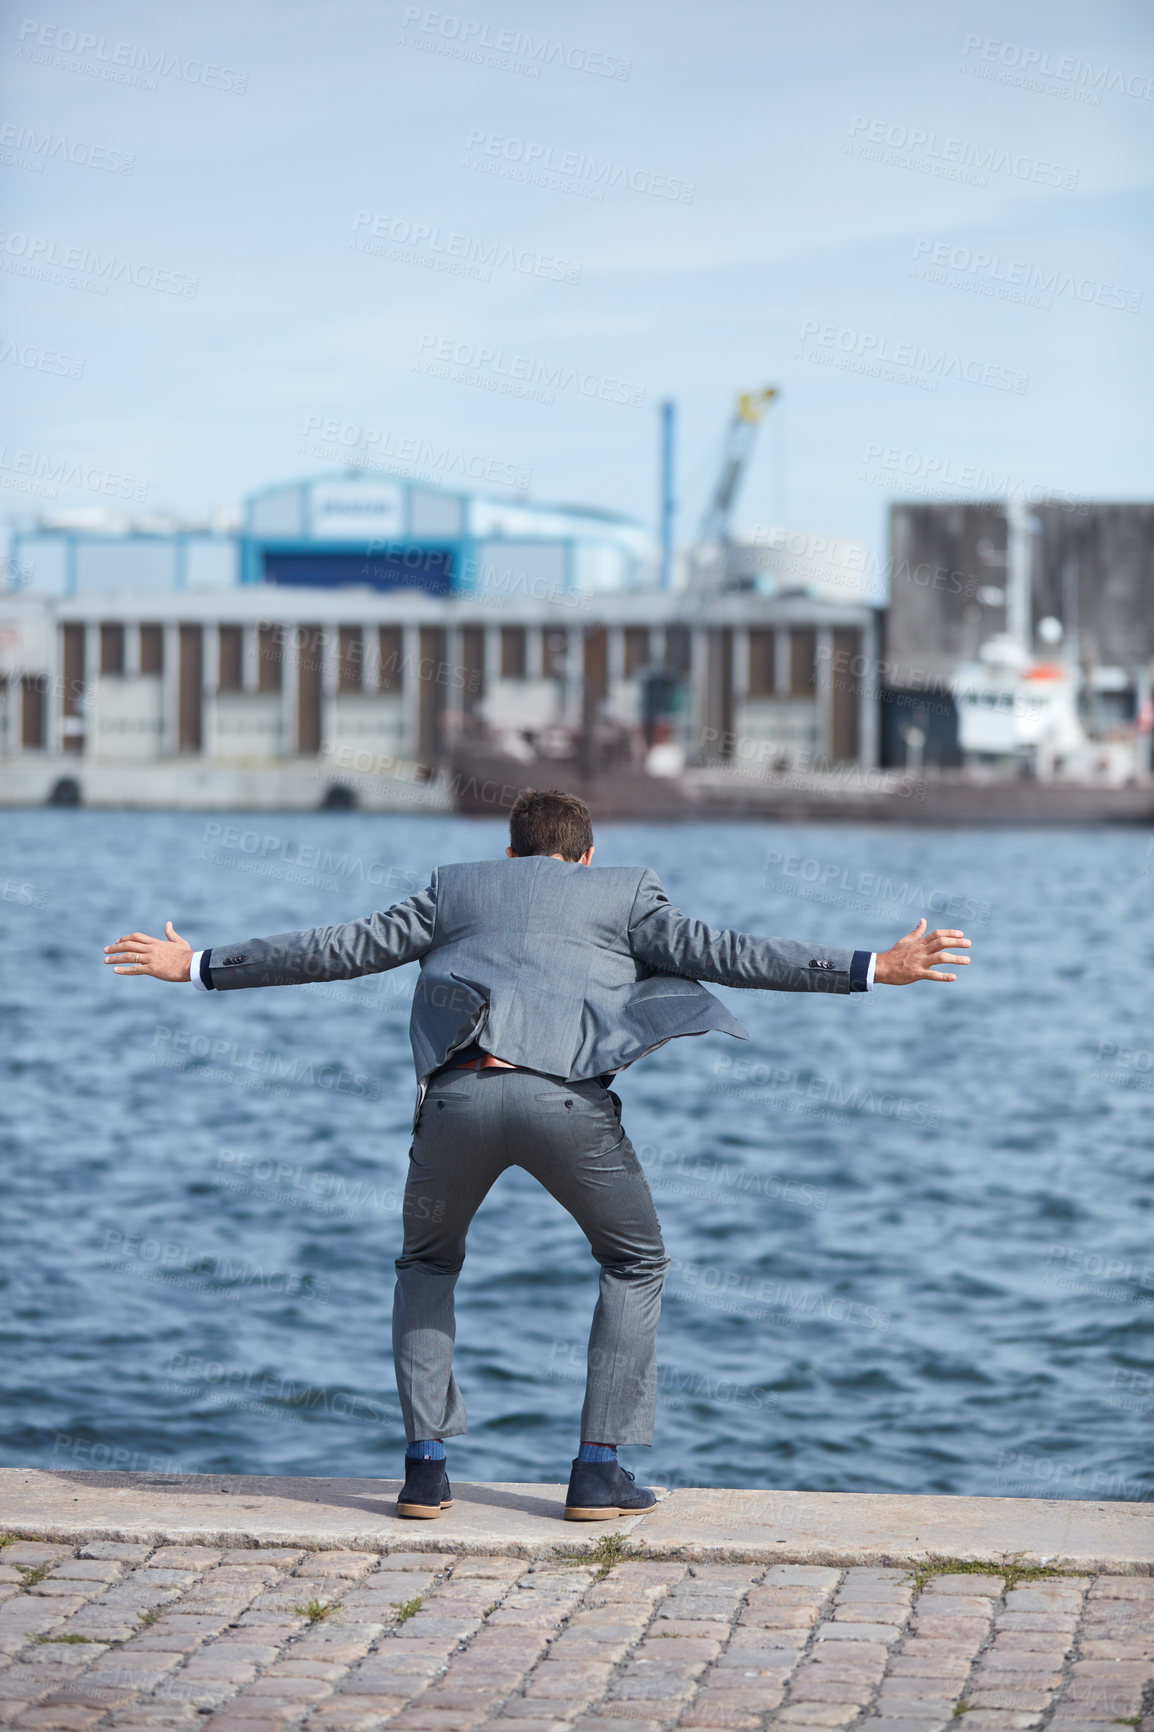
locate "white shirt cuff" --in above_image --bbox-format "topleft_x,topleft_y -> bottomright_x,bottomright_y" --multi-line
190,949 -> 208,990
866,952 -> 876,989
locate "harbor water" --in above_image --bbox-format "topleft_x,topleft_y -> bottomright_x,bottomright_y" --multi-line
1,810 -> 1150,1502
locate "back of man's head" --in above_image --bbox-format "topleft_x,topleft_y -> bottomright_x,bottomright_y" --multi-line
508,788 -> 593,861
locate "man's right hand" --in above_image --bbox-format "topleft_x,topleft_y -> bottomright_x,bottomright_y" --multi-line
874,918 -> 971,985
104,921 -> 193,982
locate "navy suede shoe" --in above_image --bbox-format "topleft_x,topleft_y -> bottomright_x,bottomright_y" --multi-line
563,1456 -> 657,1521
396,1455 -> 453,1519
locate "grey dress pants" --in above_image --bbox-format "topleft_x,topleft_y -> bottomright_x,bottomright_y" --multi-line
392,1065 -> 669,1446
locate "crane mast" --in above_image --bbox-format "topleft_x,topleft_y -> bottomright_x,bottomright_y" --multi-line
697,387 -> 778,548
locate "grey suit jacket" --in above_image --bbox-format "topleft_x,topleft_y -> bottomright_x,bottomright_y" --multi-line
202,858 -> 863,1115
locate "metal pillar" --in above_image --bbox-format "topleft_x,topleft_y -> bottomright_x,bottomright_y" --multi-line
565,626 -> 583,727
84,621 -> 100,752
161,623 -> 181,756
319,625 -> 338,757
362,621 -> 382,691
774,628 -> 791,697
43,626 -> 62,756
689,627 -> 709,759
401,624 -> 422,756
202,622 -> 220,693
280,622 -> 300,759
483,625 -> 501,691
444,625 -> 464,732
201,623 -> 220,760
733,627 -> 750,703
816,626 -> 834,763
607,626 -> 626,688
859,613 -> 881,770
242,626 -> 260,693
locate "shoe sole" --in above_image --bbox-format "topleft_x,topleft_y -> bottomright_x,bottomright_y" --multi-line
396,1498 -> 454,1520
563,1503 -> 656,1521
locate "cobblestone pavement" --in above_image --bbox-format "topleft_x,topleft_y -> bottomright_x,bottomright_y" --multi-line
0,1539 -> 1152,1732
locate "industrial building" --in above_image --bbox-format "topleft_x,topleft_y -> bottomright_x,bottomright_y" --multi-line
8,471 -> 656,601
0,583 -> 880,809
0,452 -> 889,808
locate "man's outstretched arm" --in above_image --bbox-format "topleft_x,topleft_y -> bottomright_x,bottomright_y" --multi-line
104,881 -> 439,988
627,870 -> 969,993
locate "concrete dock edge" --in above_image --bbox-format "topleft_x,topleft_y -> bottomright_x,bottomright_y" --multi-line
2,1469 -> 1150,1572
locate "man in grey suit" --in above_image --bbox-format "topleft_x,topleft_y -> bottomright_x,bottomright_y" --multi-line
106,788 -> 970,1521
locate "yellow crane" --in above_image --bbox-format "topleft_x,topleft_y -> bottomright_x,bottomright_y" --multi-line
697,386 -> 778,547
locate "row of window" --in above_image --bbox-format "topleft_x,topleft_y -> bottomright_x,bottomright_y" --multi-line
54,623 -> 701,696
7,622 -> 832,752
4,625 -> 862,763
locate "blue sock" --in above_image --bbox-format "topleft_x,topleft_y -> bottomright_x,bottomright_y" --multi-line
578,1442 -> 617,1463
406,1438 -> 445,1460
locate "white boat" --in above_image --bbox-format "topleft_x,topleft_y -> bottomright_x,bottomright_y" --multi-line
952,632 -> 1147,785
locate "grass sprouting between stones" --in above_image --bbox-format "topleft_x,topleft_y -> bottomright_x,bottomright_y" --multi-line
905,1552 -> 1075,1595
288,1599 -> 337,1623
390,1596 -> 424,1623
553,1531 -> 632,1579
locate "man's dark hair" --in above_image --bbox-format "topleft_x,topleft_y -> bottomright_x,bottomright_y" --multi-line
509,788 -> 593,861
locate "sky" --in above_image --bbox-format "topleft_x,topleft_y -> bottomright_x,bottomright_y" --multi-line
2,0 -> 1152,579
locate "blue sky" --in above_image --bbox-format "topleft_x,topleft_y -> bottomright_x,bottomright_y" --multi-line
2,0 -> 1152,574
